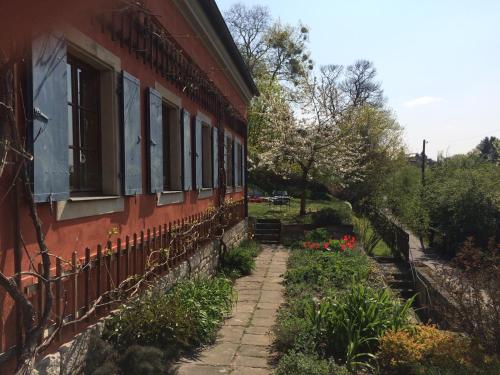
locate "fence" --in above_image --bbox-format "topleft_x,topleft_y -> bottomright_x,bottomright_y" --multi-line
368,210 -> 410,260
1,200 -> 245,360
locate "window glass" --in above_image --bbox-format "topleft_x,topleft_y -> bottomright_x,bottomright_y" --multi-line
67,56 -> 102,194
163,103 -> 182,191
202,123 -> 213,188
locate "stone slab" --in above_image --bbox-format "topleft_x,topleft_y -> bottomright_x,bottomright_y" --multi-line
241,334 -> 271,346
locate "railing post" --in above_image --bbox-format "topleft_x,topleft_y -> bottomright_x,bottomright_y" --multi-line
84,248 -> 91,320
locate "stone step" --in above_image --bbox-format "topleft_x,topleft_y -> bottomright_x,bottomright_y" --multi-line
256,218 -> 281,224
254,234 -> 280,241
389,280 -> 414,289
255,228 -> 281,233
389,272 -> 413,281
255,223 -> 281,230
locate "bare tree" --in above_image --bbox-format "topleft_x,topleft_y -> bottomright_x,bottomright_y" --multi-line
341,60 -> 384,108
224,3 -> 313,85
224,3 -> 271,78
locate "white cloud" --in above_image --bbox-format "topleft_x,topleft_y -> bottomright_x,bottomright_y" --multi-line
403,96 -> 444,108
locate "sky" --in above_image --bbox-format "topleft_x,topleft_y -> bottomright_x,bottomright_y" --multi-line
216,0 -> 500,159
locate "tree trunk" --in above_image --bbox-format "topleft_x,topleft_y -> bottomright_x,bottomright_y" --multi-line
299,169 -> 308,216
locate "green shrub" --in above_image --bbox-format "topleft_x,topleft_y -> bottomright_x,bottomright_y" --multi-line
312,207 -> 352,227
118,345 -> 166,375
304,228 -> 330,242
90,361 -> 120,375
84,335 -> 118,375
84,336 -> 167,375
384,156 -> 499,255
237,239 -> 260,257
284,249 -> 370,297
103,277 -> 234,357
221,240 -> 260,278
379,325 -> 500,375
305,284 -> 414,371
276,352 -> 333,375
222,248 -> 255,277
273,311 -> 316,354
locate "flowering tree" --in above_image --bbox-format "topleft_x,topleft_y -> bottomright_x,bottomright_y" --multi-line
226,6 -> 404,214
256,61 -> 404,215
258,67 -> 368,215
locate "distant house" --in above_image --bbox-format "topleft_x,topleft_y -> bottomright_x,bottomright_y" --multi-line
0,0 -> 257,368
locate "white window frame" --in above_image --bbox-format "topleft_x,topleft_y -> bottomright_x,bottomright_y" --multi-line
56,28 -> 124,221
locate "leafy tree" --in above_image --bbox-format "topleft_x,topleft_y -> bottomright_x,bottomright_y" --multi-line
475,136 -> 500,164
384,153 -> 500,254
424,155 -> 499,252
340,106 -> 405,209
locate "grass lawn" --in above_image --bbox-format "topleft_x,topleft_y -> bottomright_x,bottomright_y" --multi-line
248,197 -> 349,224
352,215 -> 393,257
367,225 -> 392,257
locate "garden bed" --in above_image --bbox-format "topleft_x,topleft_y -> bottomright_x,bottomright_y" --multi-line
272,231 -> 499,375
80,240 -> 261,375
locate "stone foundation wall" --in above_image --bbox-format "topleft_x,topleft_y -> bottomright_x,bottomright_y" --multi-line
414,265 -> 456,329
33,219 -> 248,375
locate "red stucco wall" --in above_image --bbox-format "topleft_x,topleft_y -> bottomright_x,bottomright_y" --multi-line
0,0 -> 247,357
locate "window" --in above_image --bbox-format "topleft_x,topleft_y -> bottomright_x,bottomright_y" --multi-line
202,123 -> 213,188
67,55 -> 102,195
226,135 -> 234,187
163,103 -> 182,191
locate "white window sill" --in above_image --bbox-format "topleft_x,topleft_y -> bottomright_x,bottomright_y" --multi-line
57,196 -> 124,221
235,186 -> 243,192
198,188 -> 213,199
69,195 -> 121,202
157,191 -> 184,206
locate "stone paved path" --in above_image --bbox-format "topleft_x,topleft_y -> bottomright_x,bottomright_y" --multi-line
175,245 -> 289,375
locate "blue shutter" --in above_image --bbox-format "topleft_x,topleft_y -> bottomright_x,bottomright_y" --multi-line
147,88 -> 163,193
31,32 -> 69,203
213,127 -> 218,188
195,116 -> 202,190
182,109 -> 192,191
224,132 -> 228,177
121,71 -> 142,195
241,142 -> 247,186
235,140 -> 240,186
233,139 -> 237,187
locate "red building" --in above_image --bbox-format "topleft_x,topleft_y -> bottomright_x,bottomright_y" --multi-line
0,0 -> 257,369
